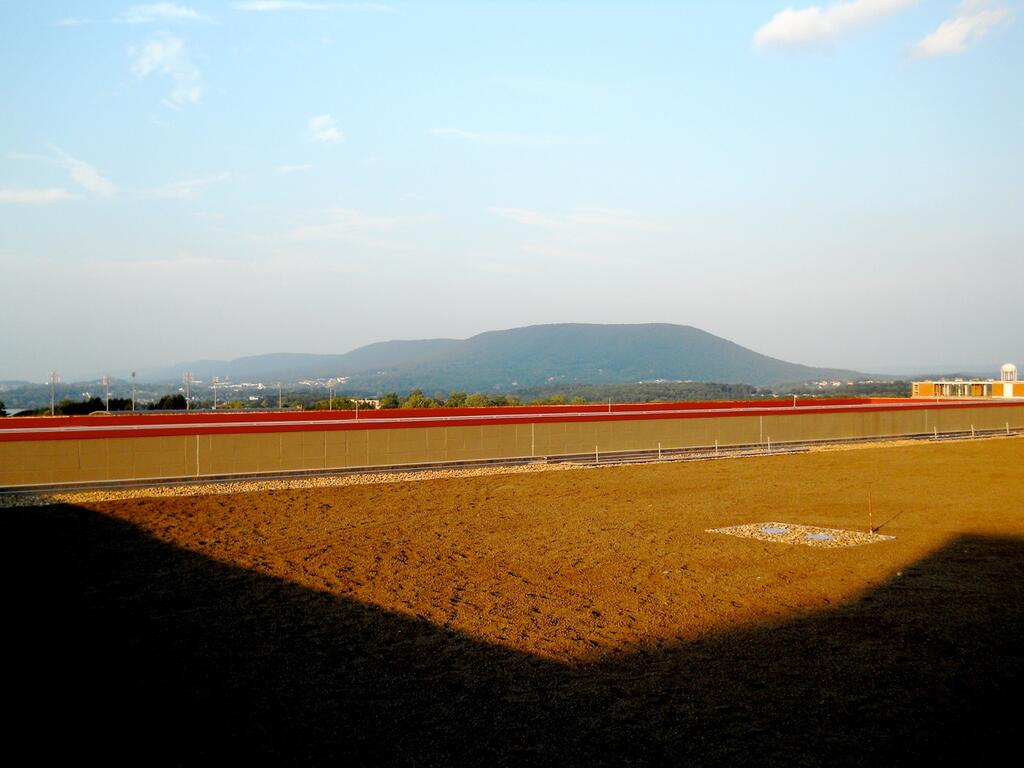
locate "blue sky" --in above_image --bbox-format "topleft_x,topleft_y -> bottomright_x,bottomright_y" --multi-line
1,1 -> 1020,381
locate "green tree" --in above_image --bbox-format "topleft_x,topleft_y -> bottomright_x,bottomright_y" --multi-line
444,391 -> 467,408
308,396 -> 358,411
55,397 -> 104,415
149,394 -> 187,410
0,399 -> 6,417
463,392 -> 490,407
529,394 -> 567,405
401,389 -> 438,409
379,391 -> 400,409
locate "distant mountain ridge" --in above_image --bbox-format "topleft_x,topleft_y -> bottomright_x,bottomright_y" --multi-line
135,323 -> 868,390
139,339 -> 461,384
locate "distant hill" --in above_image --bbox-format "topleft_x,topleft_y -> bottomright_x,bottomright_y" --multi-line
136,339 -> 461,384
137,323 -> 867,390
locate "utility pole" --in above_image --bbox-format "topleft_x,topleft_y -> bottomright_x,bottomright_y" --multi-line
277,381 -> 283,409
131,371 -> 136,412
183,372 -> 193,411
328,378 -> 335,411
101,376 -> 110,412
48,371 -> 60,416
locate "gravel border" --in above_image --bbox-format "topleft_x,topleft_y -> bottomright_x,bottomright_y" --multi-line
0,462 -> 586,508
708,521 -> 896,548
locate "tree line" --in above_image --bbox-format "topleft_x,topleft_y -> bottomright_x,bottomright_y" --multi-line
1,381 -> 911,417
10,394 -> 189,416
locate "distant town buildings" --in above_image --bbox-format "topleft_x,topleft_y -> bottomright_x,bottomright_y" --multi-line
912,364 -> 1022,399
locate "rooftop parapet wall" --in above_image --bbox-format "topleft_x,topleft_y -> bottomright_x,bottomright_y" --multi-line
4,397 -> 881,432
0,398 -> 998,444
1,400 -> 1022,488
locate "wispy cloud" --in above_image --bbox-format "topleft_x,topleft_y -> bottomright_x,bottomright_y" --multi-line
232,2 -> 391,11
130,33 -> 203,108
488,207 -> 671,233
90,252 -> 224,272
430,128 -> 568,147
754,0 -> 920,48
277,163 -> 313,174
292,208 -> 434,249
487,207 -> 567,229
491,76 -> 579,94
49,146 -> 116,197
155,173 -> 229,199
307,115 -> 344,143
487,207 -> 673,266
911,0 -> 1010,57
57,17 -> 94,27
8,147 -> 115,197
119,4 -> 211,24
0,188 -> 73,204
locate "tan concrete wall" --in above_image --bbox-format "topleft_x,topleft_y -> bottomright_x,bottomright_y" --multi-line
2,404 -> 1023,487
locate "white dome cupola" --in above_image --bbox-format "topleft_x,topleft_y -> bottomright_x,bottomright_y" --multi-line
1001,363 -> 1018,383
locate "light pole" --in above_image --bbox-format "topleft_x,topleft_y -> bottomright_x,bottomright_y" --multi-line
48,371 -> 60,416
183,372 -> 193,411
328,378 -> 335,411
101,376 -> 110,412
277,381 -> 283,410
212,376 -> 220,410
131,371 -> 136,412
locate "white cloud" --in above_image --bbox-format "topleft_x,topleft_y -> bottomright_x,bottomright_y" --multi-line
307,115 -> 344,143
7,148 -> 115,197
277,163 -> 313,174
292,208 -> 434,249
487,207 -> 567,230
130,33 -> 204,108
57,17 -> 94,26
488,207 -> 671,233
754,0 -> 920,47
0,188 -> 73,204
155,173 -> 230,199
430,128 -> 567,147
911,1 -> 1010,57
49,146 -> 116,197
90,252 -> 224,272
486,207 -> 673,267
295,208 -> 429,234
491,76 -> 578,94
232,2 -> 391,11
120,4 -> 211,24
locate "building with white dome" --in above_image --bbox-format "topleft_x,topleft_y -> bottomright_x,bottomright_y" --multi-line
912,363 -> 1023,399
